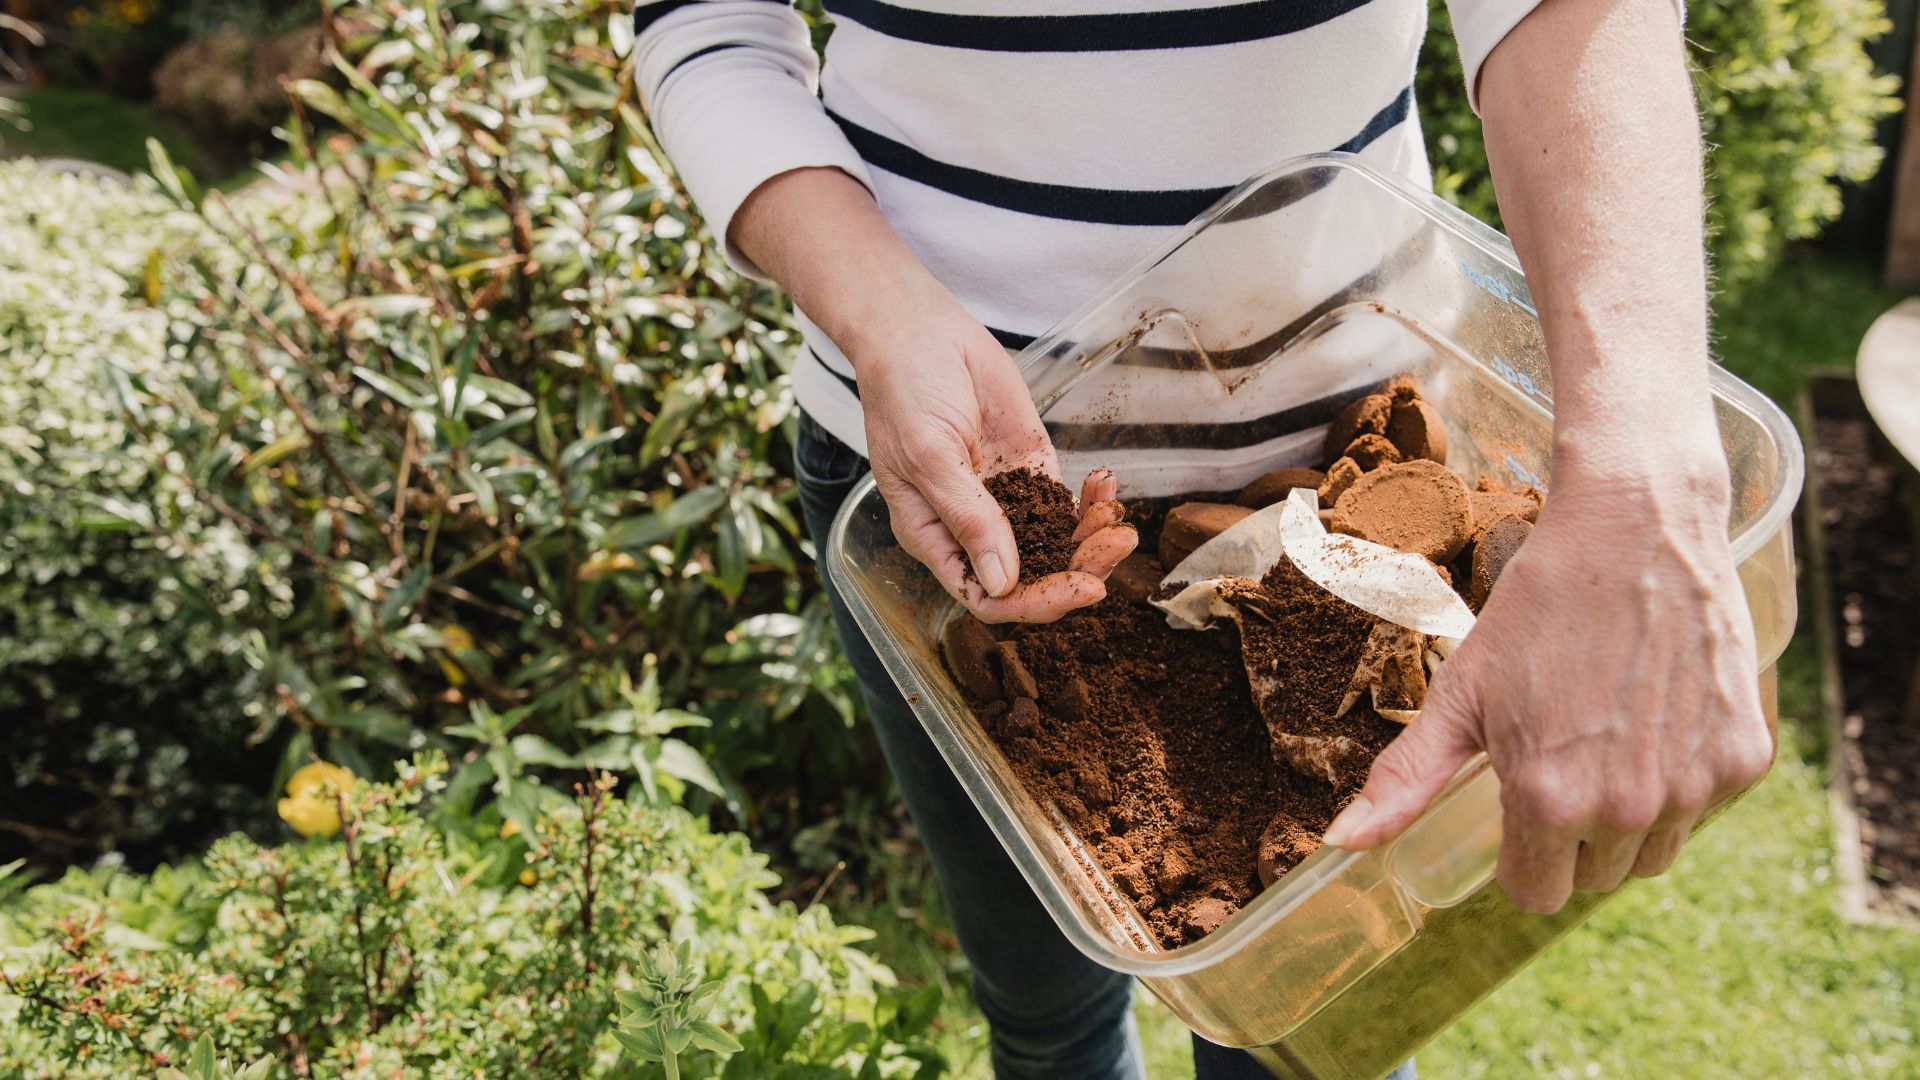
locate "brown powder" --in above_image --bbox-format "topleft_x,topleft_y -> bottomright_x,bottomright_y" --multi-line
985,467 -> 1080,581
954,536 -> 1401,949
1228,557 -> 1399,788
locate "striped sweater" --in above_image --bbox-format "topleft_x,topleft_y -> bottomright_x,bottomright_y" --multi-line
634,0 -> 1548,454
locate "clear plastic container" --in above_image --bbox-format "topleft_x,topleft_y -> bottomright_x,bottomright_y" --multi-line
823,153 -> 1802,1080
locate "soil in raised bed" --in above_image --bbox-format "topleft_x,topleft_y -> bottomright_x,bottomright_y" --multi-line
1815,414 -> 1920,913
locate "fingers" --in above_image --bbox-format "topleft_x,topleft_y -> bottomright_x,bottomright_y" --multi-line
1073,499 -> 1125,542
1323,665 -> 1483,850
1498,819 -> 1581,914
1629,820 -> 1692,879
1079,467 -> 1117,509
971,572 -> 1108,624
1069,524 -> 1137,577
1571,832 -> 1645,893
880,473 -> 987,602
911,460 -> 1021,598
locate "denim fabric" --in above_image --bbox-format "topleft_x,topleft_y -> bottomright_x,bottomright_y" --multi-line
792,411 -> 1414,1080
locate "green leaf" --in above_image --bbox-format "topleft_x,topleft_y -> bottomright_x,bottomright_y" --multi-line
605,486 -> 727,550
335,295 -> 435,321
188,1033 -> 216,1080
466,374 -> 534,408
685,1019 -> 743,1055
639,377 -> 708,466
547,63 -> 619,110
354,367 -> 434,410
497,778 -> 543,842
714,510 -> 747,600
559,426 -> 626,473
613,1025 -> 665,1064
286,79 -> 356,126
378,565 -> 431,629
243,433 -> 310,474
657,738 -> 727,800
509,734 -> 579,768
145,137 -> 201,209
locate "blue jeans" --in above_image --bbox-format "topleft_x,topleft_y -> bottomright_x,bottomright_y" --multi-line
793,412 -> 1414,1080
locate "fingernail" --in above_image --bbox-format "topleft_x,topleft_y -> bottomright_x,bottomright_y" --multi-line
1322,796 -> 1372,849
977,551 -> 1012,597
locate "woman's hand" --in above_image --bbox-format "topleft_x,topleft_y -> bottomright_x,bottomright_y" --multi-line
855,302 -> 1136,623
1324,465 -> 1774,911
729,167 -> 1134,624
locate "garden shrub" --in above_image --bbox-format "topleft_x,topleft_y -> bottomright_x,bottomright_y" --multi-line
119,0 -> 871,861
0,755 -> 946,1077
0,160 -> 270,871
1417,0 -> 1903,285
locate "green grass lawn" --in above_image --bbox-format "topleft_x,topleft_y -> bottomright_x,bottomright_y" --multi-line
0,86 -> 205,176
847,249 -> 1919,1079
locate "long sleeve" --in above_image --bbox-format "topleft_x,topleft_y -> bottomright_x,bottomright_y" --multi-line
634,1 -> 876,278
1445,0 -> 1685,113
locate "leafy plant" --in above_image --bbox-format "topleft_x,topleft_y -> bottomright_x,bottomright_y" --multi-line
0,160 -> 268,871
614,942 -> 744,1079
106,0 -> 871,855
0,756 -> 946,1078
1417,0 -> 1903,285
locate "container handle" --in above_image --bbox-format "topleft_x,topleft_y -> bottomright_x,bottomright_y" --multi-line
1386,755 -> 1502,909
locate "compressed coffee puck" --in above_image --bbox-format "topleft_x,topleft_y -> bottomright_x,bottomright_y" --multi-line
1158,502 -> 1254,568
1318,456 -> 1364,505
1468,487 -> 1543,538
1342,432 -> 1403,472
995,640 -> 1039,700
1108,551 -> 1166,602
1469,514 -> 1533,609
1256,814 -> 1322,887
1235,467 -> 1328,509
1387,396 -> 1449,463
941,614 -> 1003,702
1183,897 -> 1237,940
1322,393 -> 1392,462
1331,459 -> 1474,563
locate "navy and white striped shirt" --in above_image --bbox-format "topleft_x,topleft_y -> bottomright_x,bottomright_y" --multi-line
634,0 -> 1549,453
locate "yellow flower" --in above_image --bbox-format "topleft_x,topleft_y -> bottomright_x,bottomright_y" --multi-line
578,551 -> 639,581
518,868 -> 537,886
498,818 -> 521,838
436,624 -> 474,686
277,761 -> 357,838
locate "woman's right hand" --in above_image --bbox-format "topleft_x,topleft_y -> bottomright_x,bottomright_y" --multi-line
728,166 -> 1134,621
854,297 -> 1136,623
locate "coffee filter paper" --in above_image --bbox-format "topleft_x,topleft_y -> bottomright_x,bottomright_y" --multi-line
1150,488 -> 1477,775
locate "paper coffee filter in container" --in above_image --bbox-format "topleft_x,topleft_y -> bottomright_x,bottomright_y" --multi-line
1150,487 -> 1477,777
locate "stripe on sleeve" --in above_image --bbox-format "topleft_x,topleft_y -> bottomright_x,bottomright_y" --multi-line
826,83 -> 1413,226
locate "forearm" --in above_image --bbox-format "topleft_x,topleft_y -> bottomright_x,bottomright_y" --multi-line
729,166 -> 964,373
1479,0 -> 1726,499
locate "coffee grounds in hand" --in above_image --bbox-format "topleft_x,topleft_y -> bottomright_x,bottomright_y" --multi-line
986,468 -> 1080,582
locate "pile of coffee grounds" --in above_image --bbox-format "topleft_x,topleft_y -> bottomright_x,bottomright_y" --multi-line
985,468 -> 1079,581
965,596 -> 1389,947
944,380 -> 1539,949
1228,557 -> 1399,789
